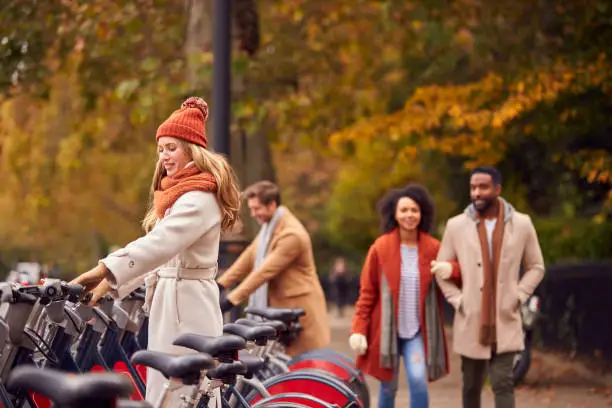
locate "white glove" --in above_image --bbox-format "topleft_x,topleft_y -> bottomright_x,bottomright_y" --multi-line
430,261 -> 452,280
349,333 -> 368,356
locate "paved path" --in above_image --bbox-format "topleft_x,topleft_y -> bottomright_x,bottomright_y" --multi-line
328,307 -> 611,407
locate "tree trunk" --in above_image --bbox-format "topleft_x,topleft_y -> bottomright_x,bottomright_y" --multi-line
231,103 -> 276,239
184,0 -> 213,95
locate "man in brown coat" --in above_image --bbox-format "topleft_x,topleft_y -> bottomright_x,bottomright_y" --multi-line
217,180 -> 330,356
432,166 -> 545,408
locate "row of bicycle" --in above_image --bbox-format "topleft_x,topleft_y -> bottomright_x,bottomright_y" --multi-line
0,279 -> 370,408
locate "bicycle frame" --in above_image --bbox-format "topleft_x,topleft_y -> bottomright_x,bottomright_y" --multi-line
0,283 -> 368,408
226,375 -> 271,408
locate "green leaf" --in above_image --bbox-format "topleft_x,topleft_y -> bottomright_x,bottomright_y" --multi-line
115,79 -> 140,100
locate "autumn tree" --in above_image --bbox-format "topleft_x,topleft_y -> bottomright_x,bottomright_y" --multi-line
325,0 -> 612,254
0,0 -> 263,273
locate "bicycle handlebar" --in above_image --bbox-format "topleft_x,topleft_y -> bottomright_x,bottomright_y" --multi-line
8,280 -> 85,306
81,292 -> 93,304
61,282 -> 84,303
127,291 -> 145,302
11,289 -> 37,305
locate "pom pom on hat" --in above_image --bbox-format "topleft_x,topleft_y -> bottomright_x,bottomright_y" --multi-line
181,97 -> 209,121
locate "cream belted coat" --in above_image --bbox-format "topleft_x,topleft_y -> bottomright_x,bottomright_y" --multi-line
435,199 -> 545,360
101,191 -> 223,407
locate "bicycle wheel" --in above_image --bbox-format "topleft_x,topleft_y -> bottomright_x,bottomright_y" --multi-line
245,370 -> 362,408
287,351 -> 369,408
252,393 -> 336,408
293,349 -> 366,380
256,358 -> 287,382
289,349 -> 367,385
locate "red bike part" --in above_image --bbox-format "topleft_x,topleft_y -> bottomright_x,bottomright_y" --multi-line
134,363 -> 147,384
91,364 -> 145,401
29,370 -> 82,408
290,350 -> 366,383
250,378 -> 359,408
29,392 -> 50,408
0,393 -> 50,408
289,360 -> 350,381
255,394 -> 333,408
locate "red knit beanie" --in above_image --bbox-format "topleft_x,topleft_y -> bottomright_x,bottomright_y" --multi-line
156,97 -> 209,148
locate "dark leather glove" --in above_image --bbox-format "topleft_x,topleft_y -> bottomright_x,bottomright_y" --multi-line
219,291 -> 236,313
217,281 -> 226,294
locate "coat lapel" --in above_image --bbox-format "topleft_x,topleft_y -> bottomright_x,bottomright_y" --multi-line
499,214 -> 517,272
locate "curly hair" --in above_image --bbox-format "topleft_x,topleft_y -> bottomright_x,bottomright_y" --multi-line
377,183 -> 436,234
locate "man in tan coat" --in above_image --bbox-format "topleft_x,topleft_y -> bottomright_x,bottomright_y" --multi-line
217,180 -> 330,356
432,166 -> 545,408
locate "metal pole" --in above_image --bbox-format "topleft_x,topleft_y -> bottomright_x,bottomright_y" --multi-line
212,0 -> 231,156
212,0 -> 244,323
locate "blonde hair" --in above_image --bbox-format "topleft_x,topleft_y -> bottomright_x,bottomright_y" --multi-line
142,142 -> 241,232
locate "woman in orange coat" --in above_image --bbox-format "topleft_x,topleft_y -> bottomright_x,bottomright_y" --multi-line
349,184 -> 460,408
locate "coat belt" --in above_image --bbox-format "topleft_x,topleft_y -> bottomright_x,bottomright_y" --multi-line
143,265 -> 217,313
156,266 -> 217,280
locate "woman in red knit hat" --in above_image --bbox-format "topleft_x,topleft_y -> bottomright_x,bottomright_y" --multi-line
348,184 -> 461,408
71,97 -> 240,407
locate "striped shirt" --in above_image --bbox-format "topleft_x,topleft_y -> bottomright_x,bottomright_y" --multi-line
398,245 -> 420,339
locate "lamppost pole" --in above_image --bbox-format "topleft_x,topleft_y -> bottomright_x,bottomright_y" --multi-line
212,0 -> 247,322
212,0 -> 231,156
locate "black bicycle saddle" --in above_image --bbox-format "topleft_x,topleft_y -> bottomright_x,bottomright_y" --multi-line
131,350 -> 214,385
7,366 -> 132,406
222,322 -> 276,345
244,307 -> 305,324
173,333 -> 246,362
235,318 -> 286,334
206,360 -> 247,379
237,350 -> 265,379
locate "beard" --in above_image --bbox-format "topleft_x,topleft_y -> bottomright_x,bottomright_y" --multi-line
472,197 -> 496,213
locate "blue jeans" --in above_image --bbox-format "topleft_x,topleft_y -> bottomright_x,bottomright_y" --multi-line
378,332 -> 429,408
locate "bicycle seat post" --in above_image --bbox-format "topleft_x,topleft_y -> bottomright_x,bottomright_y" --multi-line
260,340 -> 274,359
153,378 -> 185,408
184,368 -> 218,408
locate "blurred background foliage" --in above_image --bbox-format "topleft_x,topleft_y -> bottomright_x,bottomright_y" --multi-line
1,0 -> 611,275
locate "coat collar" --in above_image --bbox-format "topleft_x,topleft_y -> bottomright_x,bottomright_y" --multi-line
374,228 -> 437,257
464,197 -> 514,224
374,228 -> 438,292
268,206 -> 299,242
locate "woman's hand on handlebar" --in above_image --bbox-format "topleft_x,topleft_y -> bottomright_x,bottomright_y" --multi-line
88,279 -> 112,306
69,264 -> 111,302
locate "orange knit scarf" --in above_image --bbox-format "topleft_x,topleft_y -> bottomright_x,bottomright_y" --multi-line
153,164 -> 217,218
476,200 -> 505,346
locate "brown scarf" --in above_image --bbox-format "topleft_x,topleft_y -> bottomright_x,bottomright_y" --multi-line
476,200 -> 505,346
153,164 -> 217,218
